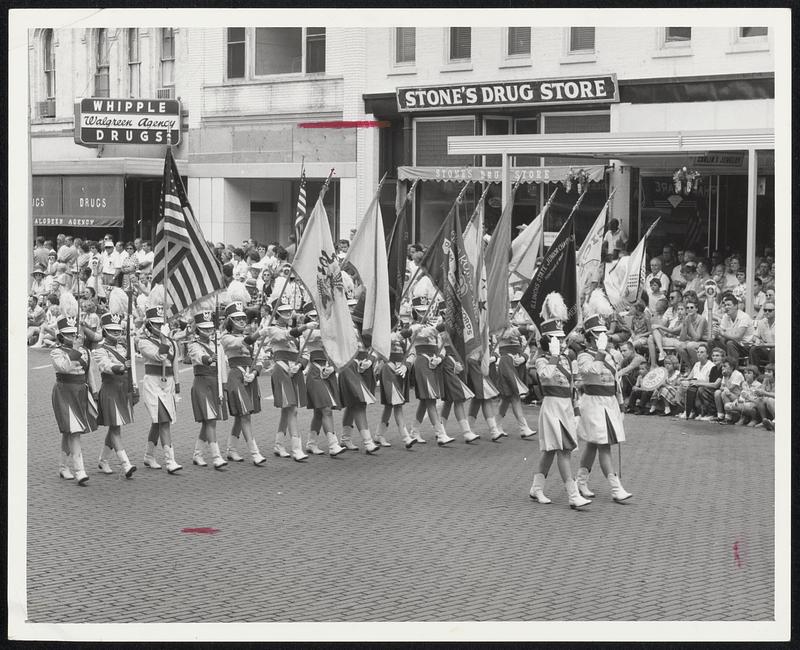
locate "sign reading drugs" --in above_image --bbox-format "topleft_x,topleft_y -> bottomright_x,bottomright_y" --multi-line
397,75 -> 618,112
76,98 -> 181,145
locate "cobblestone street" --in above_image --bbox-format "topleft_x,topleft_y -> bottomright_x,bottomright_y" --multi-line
22,349 -> 775,624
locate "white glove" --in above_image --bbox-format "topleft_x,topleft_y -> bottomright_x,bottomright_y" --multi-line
159,323 -> 171,338
513,354 -> 526,367
428,356 -> 442,369
596,332 -> 608,351
359,358 -> 373,372
453,361 -> 464,374
287,362 -> 300,376
548,337 -> 561,357
243,371 -> 255,384
321,366 -> 334,379
395,364 -> 408,378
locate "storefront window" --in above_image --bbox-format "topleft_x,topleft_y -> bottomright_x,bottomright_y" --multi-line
483,117 -> 511,167
541,111 -> 610,166
413,117 -> 475,167
513,117 -> 539,166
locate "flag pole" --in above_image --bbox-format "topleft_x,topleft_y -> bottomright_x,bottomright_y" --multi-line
163,130 -> 174,382
598,188 -> 617,284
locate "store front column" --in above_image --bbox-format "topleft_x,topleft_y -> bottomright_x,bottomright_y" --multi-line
609,160 -> 631,234
339,176 -> 358,238
187,177 -> 226,244
745,149 -> 758,314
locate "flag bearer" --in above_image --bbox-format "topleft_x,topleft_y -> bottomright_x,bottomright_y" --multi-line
437,325 -> 480,444
376,327 -> 416,449
493,311 -> 537,440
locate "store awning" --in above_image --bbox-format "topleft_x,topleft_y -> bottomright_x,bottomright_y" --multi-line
397,164 -> 606,184
32,175 -> 125,228
31,157 -> 183,177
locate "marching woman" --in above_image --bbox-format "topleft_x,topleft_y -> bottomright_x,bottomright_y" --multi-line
137,285 -> 182,473
264,302 -> 314,462
493,311 -> 537,440
465,347 -> 505,441
188,310 -> 228,470
337,300 -> 381,454
437,327 -> 480,444
300,302 -> 346,457
92,288 -> 137,479
527,293 -> 591,509
51,293 -> 98,485
376,329 -> 416,449
403,297 -> 455,446
220,299 -> 268,466
575,289 -> 633,502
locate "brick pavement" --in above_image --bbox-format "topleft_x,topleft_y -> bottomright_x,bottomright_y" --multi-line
23,349 -> 775,623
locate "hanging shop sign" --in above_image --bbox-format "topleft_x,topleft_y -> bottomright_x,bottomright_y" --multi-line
397,75 -> 618,112
75,98 -> 181,146
397,164 -> 606,184
32,176 -> 63,225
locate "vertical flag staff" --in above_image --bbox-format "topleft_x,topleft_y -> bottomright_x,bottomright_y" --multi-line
294,156 -> 307,243
163,128 -> 172,383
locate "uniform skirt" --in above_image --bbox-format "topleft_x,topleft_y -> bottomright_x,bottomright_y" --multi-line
271,362 -> 306,409
140,373 -> 178,424
413,345 -> 443,400
495,352 -> 530,398
52,376 -> 98,435
379,361 -> 409,406
441,356 -> 475,402
466,358 -> 500,400
225,365 -> 262,417
191,373 -> 229,422
306,362 -> 340,410
97,373 -> 134,427
338,363 -> 376,407
577,394 -> 626,445
538,395 -> 578,452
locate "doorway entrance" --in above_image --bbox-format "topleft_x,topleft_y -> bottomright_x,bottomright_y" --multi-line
250,201 -> 280,245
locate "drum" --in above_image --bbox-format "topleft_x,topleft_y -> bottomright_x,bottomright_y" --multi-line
642,366 -> 667,392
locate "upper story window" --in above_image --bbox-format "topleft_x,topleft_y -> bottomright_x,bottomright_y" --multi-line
160,28 -> 175,87
94,28 -> 110,97
449,27 -> 471,61
305,27 -> 326,73
507,27 -> 531,57
42,29 -> 56,100
228,28 -> 326,80
395,27 -> 416,65
568,26 -> 595,52
665,27 -> 691,43
227,28 -> 246,78
127,28 -> 140,96
740,27 -> 768,38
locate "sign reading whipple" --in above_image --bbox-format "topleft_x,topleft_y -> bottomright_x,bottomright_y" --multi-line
76,98 -> 181,145
397,75 -> 618,112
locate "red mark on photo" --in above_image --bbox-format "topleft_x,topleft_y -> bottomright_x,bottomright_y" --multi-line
733,540 -> 743,568
181,527 -> 220,535
297,120 -> 390,129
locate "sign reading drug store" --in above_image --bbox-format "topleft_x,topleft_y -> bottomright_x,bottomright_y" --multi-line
75,98 -> 181,145
397,75 -> 618,112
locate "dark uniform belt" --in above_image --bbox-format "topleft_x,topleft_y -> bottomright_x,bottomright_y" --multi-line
389,352 -> 404,362
541,386 -> 572,398
193,365 -> 217,377
101,372 -> 127,384
145,365 -> 173,376
309,350 -> 327,363
56,373 -> 86,384
273,350 -> 298,362
583,385 -> 617,396
415,344 -> 437,355
499,345 -> 522,355
227,356 -> 251,368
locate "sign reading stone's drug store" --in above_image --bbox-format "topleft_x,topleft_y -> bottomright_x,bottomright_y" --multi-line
75,98 -> 182,145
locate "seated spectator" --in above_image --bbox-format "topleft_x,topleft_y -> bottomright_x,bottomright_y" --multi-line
670,250 -> 687,289
757,288 -> 775,319
663,289 -> 683,321
628,301 -> 651,354
712,292 -> 754,366
748,302 -> 775,369
645,256 -> 670,294
752,363 -> 775,430
649,300 -> 684,367
31,293 -> 61,348
660,244 -> 677,278
723,255 -> 742,293
617,340 -> 647,400
645,278 -> 667,314
607,306 -> 632,345
729,365 -> 762,426
30,265 -> 50,299
27,296 -> 45,345
730,269 -> 747,304
681,261 -> 702,295
756,260 -> 774,292
677,343 -> 715,420
624,364 -> 651,414
695,347 -> 725,420
649,354 -> 682,415
751,277 -> 767,316
714,358 -> 745,423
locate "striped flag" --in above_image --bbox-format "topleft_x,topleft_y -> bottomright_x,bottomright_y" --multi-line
623,217 -> 661,304
152,148 -> 224,316
294,165 -> 308,243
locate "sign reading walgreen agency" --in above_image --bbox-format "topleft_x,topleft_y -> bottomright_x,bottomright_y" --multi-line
32,176 -> 124,228
397,75 -> 618,112
75,98 -> 181,145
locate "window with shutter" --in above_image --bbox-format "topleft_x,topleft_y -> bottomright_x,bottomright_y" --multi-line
569,27 -> 595,52
43,29 -> 55,100
95,29 -> 110,98
160,28 -> 175,87
414,118 -> 475,167
665,27 -> 691,42
128,28 -> 141,97
449,27 -> 471,61
227,28 -> 246,78
507,27 -> 531,57
395,27 -> 415,64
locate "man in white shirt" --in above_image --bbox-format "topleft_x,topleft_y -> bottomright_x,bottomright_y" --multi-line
136,240 -> 155,273
645,256 -> 670,295
99,240 -> 119,286
712,292 -> 754,366
748,301 -> 775,369
680,261 -> 702,295
602,218 -> 627,260
714,358 -> 745,422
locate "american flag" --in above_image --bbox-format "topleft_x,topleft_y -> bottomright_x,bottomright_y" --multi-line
152,148 -> 224,316
294,165 -> 307,243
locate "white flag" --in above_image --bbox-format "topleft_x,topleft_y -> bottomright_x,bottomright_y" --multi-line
509,210 -> 543,282
576,201 -> 609,301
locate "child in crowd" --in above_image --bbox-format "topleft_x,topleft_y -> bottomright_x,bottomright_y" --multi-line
753,363 -> 775,430
727,365 -> 762,425
624,364 -> 651,414
713,358 -> 745,423
649,354 -> 682,415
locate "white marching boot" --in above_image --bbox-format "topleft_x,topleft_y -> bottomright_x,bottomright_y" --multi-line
59,452 -> 75,480
273,431 -> 291,458
576,467 -> 596,498
565,479 -> 592,509
519,421 -> 537,439
410,424 -> 427,444
326,431 -> 346,457
375,421 -> 392,447
400,425 -> 416,449
360,429 -> 380,455
98,445 -> 115,474
72,449 -> 89,486
247,437 -> 267,466
116,449 -> 137,478
163,445 -> 183,474
608,473 -> 633,502
528,473 -> 552,504
487,416 -> 504,442
209,442 -> 228,470
225,434 -> 244,462
459,419 -> 480,443
290,434 -> 309,462
305,431 -> 325,455
340,425 -> 360,451
143,440 -> 162,469
435,423 -> 455,446
192,439 -> 208,467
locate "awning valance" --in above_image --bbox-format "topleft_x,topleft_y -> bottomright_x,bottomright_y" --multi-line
397,165 -> 606,185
